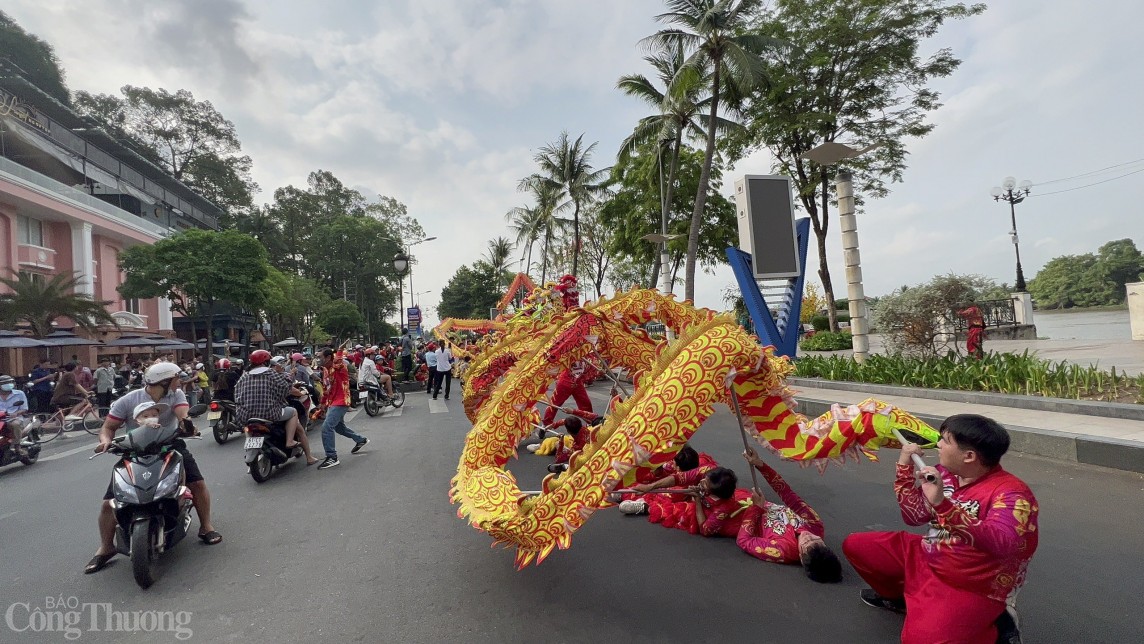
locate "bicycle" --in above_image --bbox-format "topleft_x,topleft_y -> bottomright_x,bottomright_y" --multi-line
26,397 -> 105,444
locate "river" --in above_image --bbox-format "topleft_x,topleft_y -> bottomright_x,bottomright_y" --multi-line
1031,308 -> 1133,340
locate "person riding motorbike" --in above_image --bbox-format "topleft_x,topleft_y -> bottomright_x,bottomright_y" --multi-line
86,362 -> 222,575
358,348 -> 394,399
212,358 -> 242,402
234,350 -> 317,466
0,375 -> 30,456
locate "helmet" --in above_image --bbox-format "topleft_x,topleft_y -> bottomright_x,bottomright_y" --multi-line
217,358 -> 231,370
233,359 -> 244,367
291,352 -> 306,362
270,356 -> 287,367
144,362 -> 183,385
364,347 -> 376,356
195,362 -> 204,370
250,350 -> 272,366
0,375 -> 14,385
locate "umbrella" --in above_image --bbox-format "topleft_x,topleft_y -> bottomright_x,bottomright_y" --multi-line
0,330 -> 50,348
151,337 -> 195,350
40,330 -> 103,347
102,334 -> 172,348
272,337 -> 301,348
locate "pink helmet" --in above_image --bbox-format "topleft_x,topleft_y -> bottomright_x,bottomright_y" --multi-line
217,358 -> 231,370
291,352 -> 306,362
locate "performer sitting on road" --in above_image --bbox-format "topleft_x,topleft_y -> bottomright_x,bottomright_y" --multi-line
545,416 -> 591,474
631,465 -> 748,537
616,444 -> 717,512
736,447 -> 842,583
843,414 -> 1038,644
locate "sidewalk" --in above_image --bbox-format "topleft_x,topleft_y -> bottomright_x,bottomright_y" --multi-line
789,378 -> 1144,474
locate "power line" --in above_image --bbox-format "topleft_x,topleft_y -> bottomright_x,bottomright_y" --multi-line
1034,157 -> 1144,186
1027,167 -> 1144,197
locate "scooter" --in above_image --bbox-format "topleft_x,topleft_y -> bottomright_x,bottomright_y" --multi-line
209,399 -> 240,444
243,418 -> 304,483
94,403 -> 208,589
0,401 -> 39,467
361,381 -> 405,417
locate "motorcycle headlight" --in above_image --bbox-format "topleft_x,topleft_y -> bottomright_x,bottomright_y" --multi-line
155,463 -> 183,499
112,469 -> 139,504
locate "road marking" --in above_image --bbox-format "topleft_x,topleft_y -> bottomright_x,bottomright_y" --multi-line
428,398 -> 449,414
380,406 -> 404,418
346,409 -> 361,423
0,511 -> 18,521
39,441 -> 101,462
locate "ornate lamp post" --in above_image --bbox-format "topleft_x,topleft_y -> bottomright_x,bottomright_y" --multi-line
393,252 -> 409,332
990,177 -> 1033,292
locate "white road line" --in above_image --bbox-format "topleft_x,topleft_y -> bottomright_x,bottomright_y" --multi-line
428,398 -> 449,414
39,441 -> 101,462
380,406 -> 404,418
0,511 -> 19,521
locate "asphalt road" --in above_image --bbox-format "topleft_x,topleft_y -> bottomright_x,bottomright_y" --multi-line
2,385 -> 1143,643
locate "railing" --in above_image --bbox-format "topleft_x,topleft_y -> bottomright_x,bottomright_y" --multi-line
950,299 -> 1017,331
16,243 -> 56,270
0,155 -> 170,238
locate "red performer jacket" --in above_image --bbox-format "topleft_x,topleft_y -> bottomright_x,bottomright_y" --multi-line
554,427 -> 592,465
557,361 -> 599,388
321,355 -> 352,408
736,462 -> 825,563
673,468 -> 751,537
895,464 -> 1039,604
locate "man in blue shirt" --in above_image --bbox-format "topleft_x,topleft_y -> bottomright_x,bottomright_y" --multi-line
0,374 -> 30,455
28,358 -> 55,414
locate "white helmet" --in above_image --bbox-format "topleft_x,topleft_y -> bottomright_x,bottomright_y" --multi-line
144,362 -> 183,385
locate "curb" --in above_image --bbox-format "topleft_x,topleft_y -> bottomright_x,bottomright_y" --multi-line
788,377 -> 1144,422
795,398 -> 1144,475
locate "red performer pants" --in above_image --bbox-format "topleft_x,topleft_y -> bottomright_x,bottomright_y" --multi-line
967,325 -> 984,359
542,382 -> 593,425
842,531 -> 1005,644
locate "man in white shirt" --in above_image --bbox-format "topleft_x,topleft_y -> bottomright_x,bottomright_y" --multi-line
424,344 -> 439,394
358,349 -> 394,398
432,344 -> 454,401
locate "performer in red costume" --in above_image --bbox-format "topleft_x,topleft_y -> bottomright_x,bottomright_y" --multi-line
552,274 -> 580,310
843,414 -> 1038,644
736,448 -> 842,583
958,303 -> 986,359
540,360 -> 599,426
632,466 -> 749,537
616,445 -> 717,512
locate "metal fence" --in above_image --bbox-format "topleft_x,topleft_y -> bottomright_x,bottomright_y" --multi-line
950,299 -> 1016,331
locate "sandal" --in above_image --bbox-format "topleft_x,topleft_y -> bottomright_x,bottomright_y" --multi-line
83,552 -> 116,574
197,530 -> 223,545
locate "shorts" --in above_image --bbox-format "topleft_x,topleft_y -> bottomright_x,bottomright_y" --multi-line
103,443 -> 203,500
52,395 -> 85,410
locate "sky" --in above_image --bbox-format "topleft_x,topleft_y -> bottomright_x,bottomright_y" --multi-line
7,0 -> 1144,328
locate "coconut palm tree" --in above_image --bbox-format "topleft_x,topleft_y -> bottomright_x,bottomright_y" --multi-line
642,0 -> 784,302
0,271 -> 118,337
512,176 -> 571,284
528,132 -> 608,279
484,236 -> 515,290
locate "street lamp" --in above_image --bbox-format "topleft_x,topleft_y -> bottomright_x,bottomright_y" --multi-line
386,236 -> 437,333
393,252 -> 410,332
641,233 -> 686,294
990,177 -> 1033,292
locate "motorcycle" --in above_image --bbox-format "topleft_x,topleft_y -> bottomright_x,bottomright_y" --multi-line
0,401 -> 39,467
94,403 -> 208,589
243,417 -> 305,483
209,399 -> 240,444
361,381 -> 405,417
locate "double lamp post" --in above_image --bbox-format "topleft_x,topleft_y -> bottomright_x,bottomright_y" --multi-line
990,177 -> 1032,292
391,236 -> 437,334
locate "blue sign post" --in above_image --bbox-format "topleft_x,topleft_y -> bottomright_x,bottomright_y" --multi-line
724,217 -> 811,359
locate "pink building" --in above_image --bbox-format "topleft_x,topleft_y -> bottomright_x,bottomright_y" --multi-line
0,71 -> 222,373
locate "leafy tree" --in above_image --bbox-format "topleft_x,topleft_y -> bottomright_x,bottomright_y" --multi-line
73,86 -> 258,218
0,11 -> 70,104
873,274 -> 1001,357
118,229 -> 269,363
526,131 -> 608,278
438,262 -> 506,320
801,282 -> 828,325
506,177 -> 569,284
1096,239 -> 1144,295
307,214 -> 404,337
235,207 -> 288,259
316,300 -> 365,344
579,205 -> 614,300
729,0 -> 984,330
608,257 -> 653,294
484,236 -> 515,291
0,271 -> 117,336
643,0 -> 784,302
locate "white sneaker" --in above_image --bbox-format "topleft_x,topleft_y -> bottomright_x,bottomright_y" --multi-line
526,444 -> 540,453
618,500 -> 648,515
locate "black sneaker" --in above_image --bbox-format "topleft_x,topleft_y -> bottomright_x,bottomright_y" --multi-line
546,463 -> 568,474
317,457 -> 340,470
351,438 -> 369,454
860,588 -> 906,614
994,608 -> 1021,644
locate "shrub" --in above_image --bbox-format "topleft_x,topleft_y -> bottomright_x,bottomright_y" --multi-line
834,298 -> 849,311
800,331 -> 853,351
873,273 -> 1002,357
810,314 -> 830,332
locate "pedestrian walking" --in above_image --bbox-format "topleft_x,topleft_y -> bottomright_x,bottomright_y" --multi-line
432,343 -> 454,400
93,359 -> 116,411
424,343 -> 439,394
317,348 -> 368,470
399,330 -> 414,382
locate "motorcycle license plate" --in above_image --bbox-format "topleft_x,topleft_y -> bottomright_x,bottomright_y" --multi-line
359,391 -> 369,400
208,411 -> 221,421
244,436 -> 264,449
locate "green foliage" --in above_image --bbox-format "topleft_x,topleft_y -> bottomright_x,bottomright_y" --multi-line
262,268 -> 331,346
1029,239 -> 1144,308
873,274 -> 1002,357
727,0 -> 983,331
438,262 -> 506,320
73,85 -> 258,219
810,314 -> 830,332
800,331 -> 852,351
795,351 -> 1143,404
0,11 -> 70,104
0,271 -> 117,336
316,300 -> 365,344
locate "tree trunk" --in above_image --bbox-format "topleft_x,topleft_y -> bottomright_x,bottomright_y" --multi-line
664,130 -> 683,225
525,242 -> 534,281
649,255 -> 661,290
819,169 -> 840,332
571,200 -> 581,279
541,229 -> 551,284
685,60 -> 721,303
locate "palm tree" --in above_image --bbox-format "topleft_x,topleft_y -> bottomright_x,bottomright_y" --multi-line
512,176 -> 570,284
484,236 -> 515,290
0,271 -> 118,337
529,131 -> 608,279
643,0 -> 783,302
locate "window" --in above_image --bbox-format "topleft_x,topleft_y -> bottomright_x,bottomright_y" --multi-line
17,215 -> 44,246
18,270 -> 44,286
125,299 -> 140,314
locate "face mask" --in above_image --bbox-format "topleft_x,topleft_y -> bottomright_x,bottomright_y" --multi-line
0,384 -> 13,393
137,416 -> 161,428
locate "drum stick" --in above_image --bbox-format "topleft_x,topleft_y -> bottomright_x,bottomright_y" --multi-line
892,428 -> 937,483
